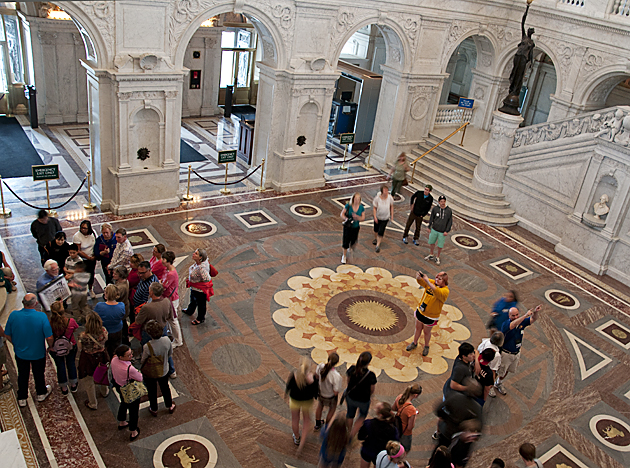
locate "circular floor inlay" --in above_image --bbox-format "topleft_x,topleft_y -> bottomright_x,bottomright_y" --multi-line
153,434 -> 218,468
451,234 -> 482,250
212,343 -> 261,376
544,289 -> 580,310
290,204 -> 322,218
589,415 -> 630,452
180,220 -> 216,237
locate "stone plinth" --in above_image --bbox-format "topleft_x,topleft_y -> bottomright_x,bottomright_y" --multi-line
472,110 -> 523,194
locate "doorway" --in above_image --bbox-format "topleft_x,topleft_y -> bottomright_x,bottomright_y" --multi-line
218,25 -> 258,105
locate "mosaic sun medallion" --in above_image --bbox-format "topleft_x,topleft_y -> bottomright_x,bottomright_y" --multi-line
589,415 -> 630,452
153,434 -> 218,468
272,265 -> 470,381
180,220 -> 216,237
290,204 -> 322,218
451,234 -> 482,250
596,320 -> 630,349
545,289 -> 581,310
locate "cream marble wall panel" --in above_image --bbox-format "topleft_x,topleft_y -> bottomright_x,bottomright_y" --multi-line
121,4 -> 167,52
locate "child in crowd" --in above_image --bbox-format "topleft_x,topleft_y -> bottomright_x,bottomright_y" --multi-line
68,261 -> 91,323
475,348 -> 496,405
64,244 -> 81,278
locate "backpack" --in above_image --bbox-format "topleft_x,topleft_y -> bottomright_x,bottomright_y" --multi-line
393,400 -> 412,436
50,323 -> 73,357
140,341 -> 164,379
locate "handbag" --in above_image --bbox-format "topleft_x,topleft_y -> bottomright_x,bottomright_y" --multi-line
119,365 -> 147,403
93,363 -> 109,386
140,342 -> 164,379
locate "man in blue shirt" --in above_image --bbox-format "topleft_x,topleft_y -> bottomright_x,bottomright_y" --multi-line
494,304 -> 542,395
4,294 -> 54,407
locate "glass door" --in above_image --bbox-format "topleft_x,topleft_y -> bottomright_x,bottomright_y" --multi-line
218,27 -> 256,105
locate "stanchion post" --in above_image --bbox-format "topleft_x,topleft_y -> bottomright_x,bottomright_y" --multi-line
220,163 -> 231,195
256,158 -> 265,192
0,176 -> 11,218
45,180 -> 57,217
459,124 -> 468,147
83,171 -> 96,210
182,164 -> 194,201
363,140 -> 373,169
339,144 -> 348,171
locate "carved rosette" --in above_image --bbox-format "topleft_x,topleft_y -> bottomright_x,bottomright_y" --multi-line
408,85 -> 437,121
390,13 -> 421,58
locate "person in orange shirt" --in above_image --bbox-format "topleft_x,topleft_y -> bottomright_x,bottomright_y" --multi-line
406,271 -> 449,356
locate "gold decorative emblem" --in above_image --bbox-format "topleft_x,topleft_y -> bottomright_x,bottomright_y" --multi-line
612,329 -> 627,339
272,265 -> 471,381
346,300 -> 398,331
249,215 -> 263,222
505,264 -> 519,273
602,425 -> 625,440
186,223 -> 210,234
553,294 -> 572,305
459,237 -> 477,246
556,464 -> 571,468
128,235 -> 143,243
174,445 -> 200,468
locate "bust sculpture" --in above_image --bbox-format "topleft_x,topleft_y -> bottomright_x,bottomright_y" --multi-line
498,1 -> 536,115
593,194 -> 610,219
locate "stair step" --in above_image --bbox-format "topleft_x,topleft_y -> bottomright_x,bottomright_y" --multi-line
413,145 -> 477,175
427,134 -> 481,164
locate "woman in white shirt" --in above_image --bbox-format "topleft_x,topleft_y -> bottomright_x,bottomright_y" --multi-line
372,185 -> 394,253
314,352 -> 343,431
73,220 -> 97,298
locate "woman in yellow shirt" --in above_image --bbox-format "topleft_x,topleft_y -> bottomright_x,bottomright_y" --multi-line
406,271 -> 449,356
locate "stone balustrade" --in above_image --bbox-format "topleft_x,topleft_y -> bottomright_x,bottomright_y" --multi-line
611,0 -> 630,16
434,105 -> 474,127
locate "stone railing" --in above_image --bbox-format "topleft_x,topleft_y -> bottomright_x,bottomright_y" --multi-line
559,0 -> 585,7
611,0 -> 630,16
512,106 -> 630,148
434,104 -> 474,127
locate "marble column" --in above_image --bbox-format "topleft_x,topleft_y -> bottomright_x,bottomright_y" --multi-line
472,110 -> 523,194
181,28 -> 222,117
254,64 -> 338,191
83,62 -> 183,214
469,70 -> 508,131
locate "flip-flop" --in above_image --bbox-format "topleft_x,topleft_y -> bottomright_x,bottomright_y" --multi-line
191,319 -> 204,325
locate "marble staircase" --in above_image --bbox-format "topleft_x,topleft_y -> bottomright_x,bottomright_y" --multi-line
409,133 -> 518,226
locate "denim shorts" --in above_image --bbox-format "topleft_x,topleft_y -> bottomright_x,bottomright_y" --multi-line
346,395 -> 370,419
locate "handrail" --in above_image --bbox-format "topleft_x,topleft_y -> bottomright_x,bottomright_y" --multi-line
410,122 -> 469,182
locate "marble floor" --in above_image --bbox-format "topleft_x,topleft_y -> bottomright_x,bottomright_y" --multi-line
1,119 -> 629,468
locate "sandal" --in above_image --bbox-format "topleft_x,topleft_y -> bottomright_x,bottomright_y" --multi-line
130,427 -> 140,441
118,422 -> 129,430
168,403 -> 177,414
149,408 -> 158,417
191,319 -> 204,325
84,400 -> 97,411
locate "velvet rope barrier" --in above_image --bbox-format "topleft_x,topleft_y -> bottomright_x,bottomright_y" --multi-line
191,164 -> 261,186
2,177 -> 86,210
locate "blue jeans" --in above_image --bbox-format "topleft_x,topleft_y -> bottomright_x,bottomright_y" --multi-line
52,346 -> 78,387
141,326 -> 175,375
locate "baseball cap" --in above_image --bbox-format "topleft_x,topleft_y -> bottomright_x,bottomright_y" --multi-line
438,195 -> 446,201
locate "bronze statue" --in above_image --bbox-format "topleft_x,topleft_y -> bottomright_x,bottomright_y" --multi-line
499,2 -> 536,115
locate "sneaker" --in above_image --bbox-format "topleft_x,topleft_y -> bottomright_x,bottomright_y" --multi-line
494,382 -> 507,395
413,239 -> 419,246
402,237 -> 408,244
341,254 -> 346,264
18,399 -> 27,408
61,386 -> 69,396
424,254 -> 434,261
375,246 -> 380,253
314,420 -> 323,431
372,239 -> 377,245
432,431 -> 439,441
422,346 -> 430,356
89,290 -> 96,299
292,433 -> 301,446
435,257 -> 441,265
37,385 -> 53,402
488,387 -> 496,398
70,384 -> 78,393
406,342 -> 418,351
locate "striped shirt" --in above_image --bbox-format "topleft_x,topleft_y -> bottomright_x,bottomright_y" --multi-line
133,274 -> 158,306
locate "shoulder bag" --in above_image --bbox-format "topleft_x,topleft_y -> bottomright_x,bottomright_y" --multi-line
140,341 -> 164,379
340,369 -> 370,405
120,364 -> 147,403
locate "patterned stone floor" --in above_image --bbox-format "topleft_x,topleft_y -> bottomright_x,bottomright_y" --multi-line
1,174 -> 630,468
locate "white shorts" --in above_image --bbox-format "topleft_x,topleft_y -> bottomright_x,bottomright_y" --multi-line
498,351 -> 520,377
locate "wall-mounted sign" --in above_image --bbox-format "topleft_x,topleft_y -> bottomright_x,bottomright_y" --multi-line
190,70 -> 201,89
458,98 -> 474,109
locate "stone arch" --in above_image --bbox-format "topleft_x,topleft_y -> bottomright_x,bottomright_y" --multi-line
129,107 -> 162,169
574,67 -> 630,109
295,102 -> 321,154
173,2 -> 285,70
331,18 -> 412,73
56,1 -> 108,67
441,32 -> 497,74
128,101 -> 165,124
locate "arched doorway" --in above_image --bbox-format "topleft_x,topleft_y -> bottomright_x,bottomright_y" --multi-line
440,37 -> 477,105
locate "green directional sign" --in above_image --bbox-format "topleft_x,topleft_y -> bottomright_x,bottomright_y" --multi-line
340,133 -> 355,145
32,164 -> 59,181
218,150 -> 237,164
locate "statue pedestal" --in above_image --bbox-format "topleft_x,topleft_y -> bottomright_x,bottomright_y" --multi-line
472,110 -> 523,194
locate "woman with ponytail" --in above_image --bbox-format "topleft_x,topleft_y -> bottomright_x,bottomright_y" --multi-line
392,383 -> 422,452
345,351 -> 378,437
358,402 -> 399,467
315,352 -> 343,430
376,440 -> 412,468
285,358 -> 319,454
48,301 -> 79,395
